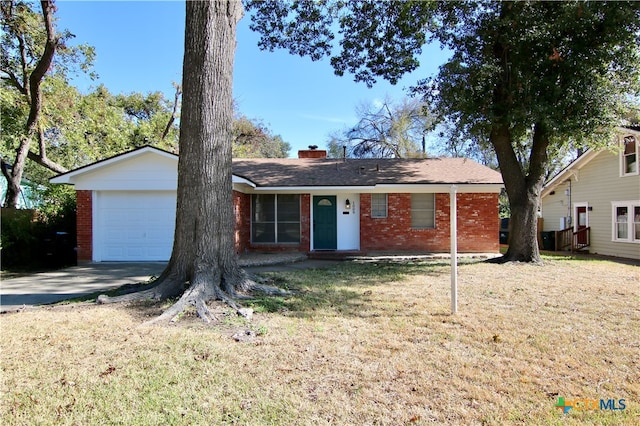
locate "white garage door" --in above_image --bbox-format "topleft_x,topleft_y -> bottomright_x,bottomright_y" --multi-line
95,191 -> 176,261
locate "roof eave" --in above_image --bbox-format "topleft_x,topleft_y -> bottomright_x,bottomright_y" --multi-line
541,149 -> 600,197
233,182 -> 503,194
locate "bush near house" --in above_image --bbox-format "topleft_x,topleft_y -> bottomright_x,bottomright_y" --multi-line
1,187 -> 76,270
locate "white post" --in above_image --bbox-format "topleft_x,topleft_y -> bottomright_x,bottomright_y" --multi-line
450,185 -> 458,314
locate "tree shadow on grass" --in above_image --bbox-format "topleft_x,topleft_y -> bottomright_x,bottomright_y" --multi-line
61,259 -> 452,324
246,260 -> 449,319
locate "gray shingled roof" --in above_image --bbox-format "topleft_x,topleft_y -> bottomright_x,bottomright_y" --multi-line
232,157 -> 503,187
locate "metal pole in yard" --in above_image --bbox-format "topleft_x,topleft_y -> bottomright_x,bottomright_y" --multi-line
450,185 -> 458,314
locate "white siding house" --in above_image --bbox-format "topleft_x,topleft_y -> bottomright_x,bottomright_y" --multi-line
541,128 -> 640,260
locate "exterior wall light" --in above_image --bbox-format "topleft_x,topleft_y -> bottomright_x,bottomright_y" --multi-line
345,199 -> 351,210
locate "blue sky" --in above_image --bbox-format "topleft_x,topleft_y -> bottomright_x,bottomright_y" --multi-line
55,1 -> 450,157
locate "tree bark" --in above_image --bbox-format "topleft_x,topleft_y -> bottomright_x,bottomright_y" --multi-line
491,122 -> 550,263
97,0 -> 255,323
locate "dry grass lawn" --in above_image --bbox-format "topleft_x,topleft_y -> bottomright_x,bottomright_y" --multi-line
1,255 -> 638,425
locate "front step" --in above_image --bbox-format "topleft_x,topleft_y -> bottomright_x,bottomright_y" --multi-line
307,250 -> 364,260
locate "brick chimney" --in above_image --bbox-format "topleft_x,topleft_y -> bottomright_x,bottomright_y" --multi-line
298,145 -> 327,159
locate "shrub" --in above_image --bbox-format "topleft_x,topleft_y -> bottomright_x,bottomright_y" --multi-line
1,186 -> 76,270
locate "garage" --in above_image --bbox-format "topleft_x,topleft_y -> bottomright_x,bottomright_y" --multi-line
49,146 -> 180,262
94,191 -> 176,261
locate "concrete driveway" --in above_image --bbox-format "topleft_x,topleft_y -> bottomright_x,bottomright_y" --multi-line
0,253 -> 315,312
0,263 -> 166,312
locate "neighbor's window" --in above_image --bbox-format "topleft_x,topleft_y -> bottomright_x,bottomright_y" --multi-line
612,201 -> 640,243
411,193 -> 435,228
252,194 -> 300,243
621,135 -> 638,176
371,193 -> 388,218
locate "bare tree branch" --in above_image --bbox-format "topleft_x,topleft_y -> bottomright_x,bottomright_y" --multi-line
0,69 -> 28,95
27,150 -> 68,174
161,83 -> 181,141
27,127 -> 68,173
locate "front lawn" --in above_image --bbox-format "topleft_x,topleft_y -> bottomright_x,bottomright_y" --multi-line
1,256 -> 638,425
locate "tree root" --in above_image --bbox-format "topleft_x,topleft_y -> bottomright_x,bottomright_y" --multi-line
94,267 -> 292,325
96,288 -> 160,305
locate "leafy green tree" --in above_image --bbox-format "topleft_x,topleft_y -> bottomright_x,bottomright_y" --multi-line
1,1 -> 181,207
0,0 -> 90,207
327,97 -> 432,158
248,0 -> 640,262
233,114 -> 290,158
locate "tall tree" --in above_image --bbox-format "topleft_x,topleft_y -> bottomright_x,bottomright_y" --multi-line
327,96 -> 432,158
1,1 -> 182,207
1,0 -> 65,207
98,0 -> 258,323
247,0 -> 640,262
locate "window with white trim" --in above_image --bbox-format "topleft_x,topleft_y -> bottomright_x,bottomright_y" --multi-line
612,201 -> 640,243
411,193 -> 435,228
371,193 -> 388,218
620,135 -> 638,176
252,194 -> 300,243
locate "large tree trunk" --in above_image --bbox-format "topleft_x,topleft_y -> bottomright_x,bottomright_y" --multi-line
98,0 -> 255,323
491,122 -> 549,263
503,185 -> 542,262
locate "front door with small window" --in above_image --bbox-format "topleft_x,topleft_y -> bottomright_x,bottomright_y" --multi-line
313,196 -> 337,250
575,205 -> 588,245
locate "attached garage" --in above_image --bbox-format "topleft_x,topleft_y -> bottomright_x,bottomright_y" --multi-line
50,147 -> 179,262
94,191 -> 176,261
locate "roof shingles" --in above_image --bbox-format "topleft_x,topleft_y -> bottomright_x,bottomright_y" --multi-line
232,158 -> 503,187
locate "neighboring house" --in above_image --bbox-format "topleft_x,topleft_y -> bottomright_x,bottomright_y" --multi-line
540,127 -> 640,260
50,146 -> 504,263
0,177 -> 42,209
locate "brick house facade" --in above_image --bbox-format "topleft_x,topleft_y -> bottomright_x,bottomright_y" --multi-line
53,146 -> 503,263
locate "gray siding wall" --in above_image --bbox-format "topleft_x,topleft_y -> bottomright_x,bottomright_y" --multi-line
542,150 -> 640,259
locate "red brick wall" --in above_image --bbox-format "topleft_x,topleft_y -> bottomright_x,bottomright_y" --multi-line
456,193 -> 500,252
300,194 -> 311,252
233,190 -> 251,253
360,192 -> 499,253
233,192 -> 311,253
76,190 -> 93,262
298,150 -> 327,158
234,191 -> 498,254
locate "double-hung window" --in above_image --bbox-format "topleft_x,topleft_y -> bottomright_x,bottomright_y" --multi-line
252,194 -> 300,243
371,194 -> 388,218
411,193 -> 435,228
621,135 -> 638,176
612,201 -> 640,243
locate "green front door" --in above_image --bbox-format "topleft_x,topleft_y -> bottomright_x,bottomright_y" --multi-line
313,196 -> 337,250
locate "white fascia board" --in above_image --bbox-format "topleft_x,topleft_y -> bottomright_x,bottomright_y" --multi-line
373,183 -> 503,193
234,183 -> 503,194
238,185 -> 374,195
232,176 -> 257,187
